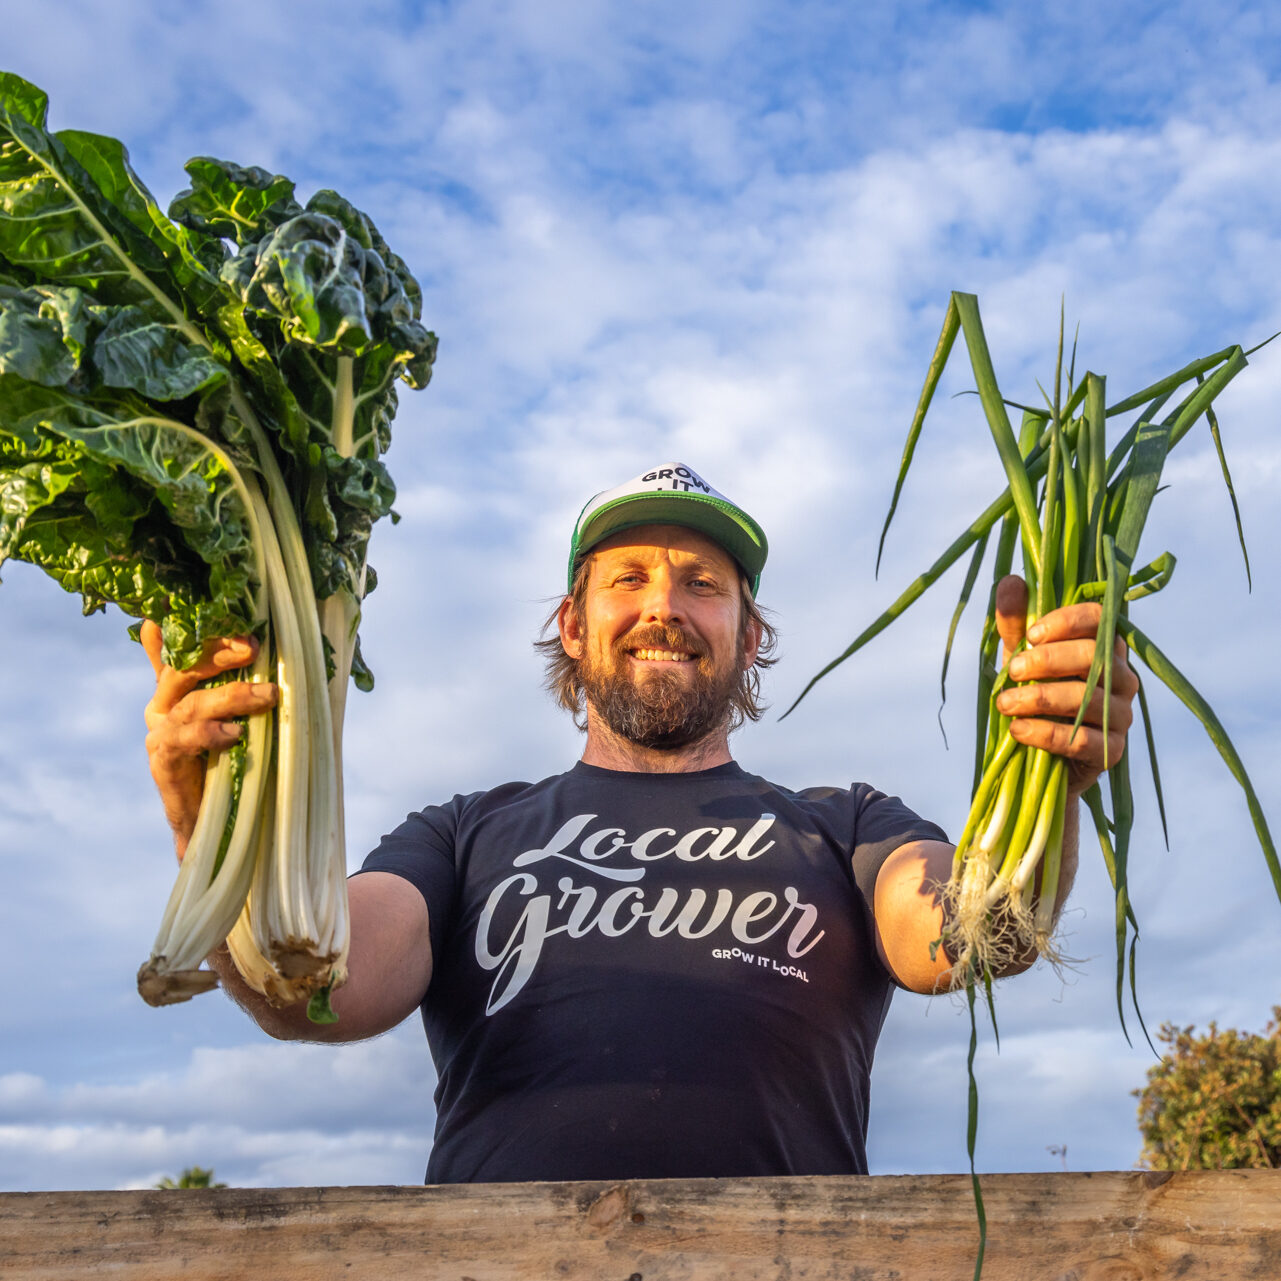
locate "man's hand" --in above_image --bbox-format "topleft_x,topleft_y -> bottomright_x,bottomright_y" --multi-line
875,574 -> 1135,993
140,622 -> 276,859
991,575 -> 1139,795
140,626 -> 432,1044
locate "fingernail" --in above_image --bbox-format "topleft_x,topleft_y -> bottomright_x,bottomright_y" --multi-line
995,692 -> 1012,713
1008,656 -> 1025,680
221,722 -> 242,739
1026,621 -> 1045,643
254,684 -> 277,702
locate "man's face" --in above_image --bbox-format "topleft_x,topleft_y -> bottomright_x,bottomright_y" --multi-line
558,524 -> 759,749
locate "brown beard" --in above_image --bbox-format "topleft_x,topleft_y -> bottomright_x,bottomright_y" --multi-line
578,623 -> 742,751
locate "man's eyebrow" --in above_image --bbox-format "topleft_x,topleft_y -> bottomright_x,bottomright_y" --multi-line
682,557 -> 735,583
602,554 -> 651,572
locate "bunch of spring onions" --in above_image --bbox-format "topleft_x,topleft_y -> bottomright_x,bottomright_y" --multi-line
786,292 -> 1279,1281
789,291 -> 1280,1010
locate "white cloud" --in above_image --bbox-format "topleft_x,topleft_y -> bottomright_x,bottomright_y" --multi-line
0,1031 -> 436,1190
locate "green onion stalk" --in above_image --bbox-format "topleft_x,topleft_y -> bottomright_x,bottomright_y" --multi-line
943,331 -> 1084,976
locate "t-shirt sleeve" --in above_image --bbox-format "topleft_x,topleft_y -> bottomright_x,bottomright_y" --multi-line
354,799 -> 463,966
848,784 -> 950,902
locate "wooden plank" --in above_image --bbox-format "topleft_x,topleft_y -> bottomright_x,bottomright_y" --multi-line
1,1170 -> 1279,1280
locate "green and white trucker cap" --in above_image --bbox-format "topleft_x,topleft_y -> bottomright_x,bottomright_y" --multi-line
568,462 -> 768,595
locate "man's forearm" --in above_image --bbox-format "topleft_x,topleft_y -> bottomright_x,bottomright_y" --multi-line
1054,792 -> 1083,919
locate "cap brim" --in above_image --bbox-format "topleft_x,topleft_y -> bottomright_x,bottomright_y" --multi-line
570,492 -> 767,594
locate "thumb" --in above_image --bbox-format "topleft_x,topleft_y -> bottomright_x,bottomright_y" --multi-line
140,619 -> 166,677
994,574 -> 1029,664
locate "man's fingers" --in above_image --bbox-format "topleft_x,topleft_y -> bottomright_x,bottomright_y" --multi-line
997,679 -> 1135,732
1008,635 -> 1137,689
1009,716 -> 1128,769
994,575 -> 1028,662
145,636 -> 261,717
1009,638 -> 1113,684
997,596 -> 1138,787
170,680 -> 276,724
141,644 -> 268,859
147,717 -> 244,762
181,636 -> 260,685
1008,638 -> 1094,682
145,680 -> 277,733
150,666 -> 202,718
140,620 -> 166,677
1027,601 -> 1107,644
140,623 -> 259,684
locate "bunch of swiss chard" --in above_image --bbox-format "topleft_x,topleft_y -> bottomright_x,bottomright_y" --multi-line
0,72 -> 436,1019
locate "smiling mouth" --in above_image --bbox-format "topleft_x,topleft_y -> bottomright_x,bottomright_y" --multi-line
630,648 -> 696,663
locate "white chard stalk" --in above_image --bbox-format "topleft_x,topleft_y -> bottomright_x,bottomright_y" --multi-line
138,440 -> 350,1011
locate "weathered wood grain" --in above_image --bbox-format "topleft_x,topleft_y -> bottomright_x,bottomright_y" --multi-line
1,1170 -> 1278,1280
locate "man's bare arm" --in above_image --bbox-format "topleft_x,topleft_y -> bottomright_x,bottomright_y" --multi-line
209,871 -> 433,1042
873,817 -> 1080,994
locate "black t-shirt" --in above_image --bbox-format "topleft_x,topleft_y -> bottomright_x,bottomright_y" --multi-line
358,760 -> 946,1183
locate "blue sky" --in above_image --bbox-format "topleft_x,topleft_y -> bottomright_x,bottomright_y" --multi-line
2,0 -> 1281,1190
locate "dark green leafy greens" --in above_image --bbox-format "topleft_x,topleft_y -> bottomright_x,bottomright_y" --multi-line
0,71 -> 437,1013
0,70 -> 435,667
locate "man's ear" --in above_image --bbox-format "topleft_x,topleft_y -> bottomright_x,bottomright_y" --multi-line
558,596 -> 584,659
741,616 -> 761,670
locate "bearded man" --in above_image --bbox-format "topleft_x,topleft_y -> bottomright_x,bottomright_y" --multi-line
142,462 -> 1137,1183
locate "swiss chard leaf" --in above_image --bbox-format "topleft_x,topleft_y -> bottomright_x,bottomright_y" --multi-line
0,369 -> 257,664
55,130 -> 226,312
0,85 -> 171,305
93,304 -> 226,400
0,283 -> 92,386
170,157 -> 302,245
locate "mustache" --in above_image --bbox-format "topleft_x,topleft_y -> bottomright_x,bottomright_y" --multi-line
614,625 -> 706,658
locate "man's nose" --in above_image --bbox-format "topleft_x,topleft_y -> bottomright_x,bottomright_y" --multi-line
640,575 -> 683,624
